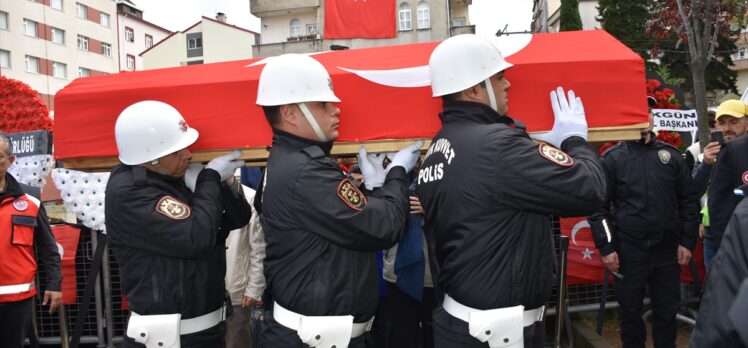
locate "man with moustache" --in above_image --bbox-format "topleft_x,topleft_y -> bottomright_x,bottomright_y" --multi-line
255,54 -> 422,348
415,34 -> 606,347
106,100 -> 251,348
707,99 -> 748,267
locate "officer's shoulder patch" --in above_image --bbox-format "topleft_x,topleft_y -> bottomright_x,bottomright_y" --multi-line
155,195 -> 191,220
337,179 -> 367,211
538,143 -> 574,167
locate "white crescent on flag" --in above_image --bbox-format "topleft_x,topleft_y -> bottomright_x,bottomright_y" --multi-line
571,219 -> 590,246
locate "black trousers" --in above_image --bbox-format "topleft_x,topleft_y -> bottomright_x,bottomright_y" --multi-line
0,297 -> 33,348
614,242 -> 680,348
432,306 -> 545,348
387,283 -> 436,348
122,322 -> 226,348
263,311 -> 372,348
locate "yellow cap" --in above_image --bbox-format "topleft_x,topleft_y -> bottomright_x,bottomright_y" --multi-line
716,99 -> 747,120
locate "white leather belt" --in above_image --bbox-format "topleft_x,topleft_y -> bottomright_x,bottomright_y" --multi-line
273,302 -> 374,338
0,282 -> 34,295
443,294 -> 544,327
131,305 -> 227,335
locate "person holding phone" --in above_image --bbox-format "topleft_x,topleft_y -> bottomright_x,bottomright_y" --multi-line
707,99 -> 748,268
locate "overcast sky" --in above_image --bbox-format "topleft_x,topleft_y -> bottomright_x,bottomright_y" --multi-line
137,0 -> 534,37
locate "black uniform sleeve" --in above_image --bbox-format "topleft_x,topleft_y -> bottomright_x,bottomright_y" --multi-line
708,144 -> 737,244
691,162 -> 712,199
691,200 -> 748,346
498,134 -> 606,217
293,160 -> 409,251
674,152 -> 699,250
219,182 -> 252,238
587,150 -> 616,256
34,205 -> 62,292
113,169 -> 226,259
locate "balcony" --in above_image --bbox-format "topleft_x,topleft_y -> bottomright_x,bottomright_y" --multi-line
253,38 -> 325,58
450,25 -> 476,36
250,0 -> 319,17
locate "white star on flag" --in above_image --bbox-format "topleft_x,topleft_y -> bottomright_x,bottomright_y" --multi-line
581,247 -> 595,260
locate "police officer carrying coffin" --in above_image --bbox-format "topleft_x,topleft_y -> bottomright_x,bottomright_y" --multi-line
415,34 -> 606,347
588,111 -> 698,348
254,53 -> 422,348
106,100 -> 251,348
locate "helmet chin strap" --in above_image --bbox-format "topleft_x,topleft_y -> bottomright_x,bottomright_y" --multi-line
484,77 -> 498,113
298,102 -> 328,142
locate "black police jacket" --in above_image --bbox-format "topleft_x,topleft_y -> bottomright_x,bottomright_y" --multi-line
708,134 -> 748,249
588,138 -> 699,255
415,101 -> 606,310
106,165 -> 251,321
260,130 -> 409,322
691,197 -> 748,347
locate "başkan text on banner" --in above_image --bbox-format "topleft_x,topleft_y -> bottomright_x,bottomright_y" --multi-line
652,108 -> 698,132
51,224 -> 81,304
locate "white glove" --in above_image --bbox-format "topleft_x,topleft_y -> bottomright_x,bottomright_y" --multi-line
184,163 -> 204,192
357,146 -> 386,190
530,87 -> 588,148
206,150 -> 244,182
385,140 -> 424,174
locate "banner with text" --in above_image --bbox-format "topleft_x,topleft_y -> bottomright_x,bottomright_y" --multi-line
7,130 -> 52,158
652,109 -> 698,132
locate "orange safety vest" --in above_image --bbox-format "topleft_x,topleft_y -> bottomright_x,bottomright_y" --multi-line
0,193 -> 41,302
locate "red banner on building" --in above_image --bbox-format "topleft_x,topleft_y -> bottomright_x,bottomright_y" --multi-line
560,217 -> 706,285
324,0 -> 396,39
51,225 -> 80,304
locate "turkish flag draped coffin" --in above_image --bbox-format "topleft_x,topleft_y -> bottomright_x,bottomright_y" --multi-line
560,217 -> 706,285
324,0 -> 396,39
50,224 -> 81,304
54,30 -> 647,161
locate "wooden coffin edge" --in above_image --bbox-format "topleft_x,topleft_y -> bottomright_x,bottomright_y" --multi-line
59,122 -> 648,171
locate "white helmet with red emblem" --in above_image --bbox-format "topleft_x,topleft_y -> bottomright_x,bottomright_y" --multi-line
114,100 -> 199,165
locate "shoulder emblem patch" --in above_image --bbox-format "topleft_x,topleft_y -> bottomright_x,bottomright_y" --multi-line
538,143 -> 574,167
742,171 -> 748,185
155,195 -> 191,220
337,179 -> 367,211
13,199 -> 28,211
658,149 -> 671,164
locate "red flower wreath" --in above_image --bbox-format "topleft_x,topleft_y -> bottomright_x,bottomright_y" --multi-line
0,76 -> 53,133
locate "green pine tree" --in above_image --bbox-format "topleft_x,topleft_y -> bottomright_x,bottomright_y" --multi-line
560,0 -> 583,31
597,0 -> 655,65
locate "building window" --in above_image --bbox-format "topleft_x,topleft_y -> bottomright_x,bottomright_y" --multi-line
398,3 -> 412,31
100,13 -> 110,27
51,0 -> 63,10
24,19 -> 38,37
453,17 -> 466,27
101,42 -> 112,56
125,27 -> 134,42
53,61 -> 67,78
145,34 -> 153,48
0,50 -> 10,69
290,18 -> 300,37
416,1 -> 430,29
306,24 -> 317,35
0,11 -> 8,30
25,55 -> 39,73
76,2 -> 87,19
77,35 -> 89,50
51,27 -> 65,44
78,67 -> 90,77
187,37 -> 202,49
732,47 -> 747,61
126,54 -> 135,70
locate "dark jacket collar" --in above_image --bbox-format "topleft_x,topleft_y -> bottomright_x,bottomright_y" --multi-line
272,128 -> 333,155
0,173 -> 25,201
439,101 -> 523,129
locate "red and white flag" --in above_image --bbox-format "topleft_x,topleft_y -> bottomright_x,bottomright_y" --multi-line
560,217 -> 605,285
324,0 -> 396,39
51,224 -> 81,304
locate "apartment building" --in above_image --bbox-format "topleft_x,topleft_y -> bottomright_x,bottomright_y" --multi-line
250,0 -> 474,57
116,0 -> 170,71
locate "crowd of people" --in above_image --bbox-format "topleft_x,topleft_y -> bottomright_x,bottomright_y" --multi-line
1,33 -> 748,348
